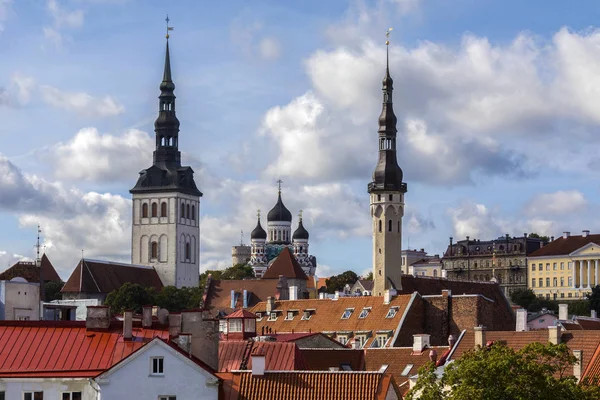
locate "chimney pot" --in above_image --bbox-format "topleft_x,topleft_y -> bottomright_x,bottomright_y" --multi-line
142,305 -> 153,328
559,304 -> 568,321
573,350 -> 583,383
123,310 -> 133,340
563,232 -> 570,239
429,349 -> 438,363
548,326 -> 562,345
583,230 -> 590,238
383,290 -> 392,305
592,310 -> 598,319
266,297 -> 274,313
85,306 -> 111,330
474,326 -> 486,348
168,313 -> 182,337
412,334 -> 430,353
516,309 -> 528,332
448,335 -> 456,347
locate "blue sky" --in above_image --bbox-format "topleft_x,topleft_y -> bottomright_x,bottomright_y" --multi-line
1,0 -> 600,279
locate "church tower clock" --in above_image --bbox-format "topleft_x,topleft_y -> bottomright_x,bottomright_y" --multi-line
368,32 -> 407,296
130,29 -> 202,288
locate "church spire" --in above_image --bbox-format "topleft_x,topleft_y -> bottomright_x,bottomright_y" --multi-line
153,16 -> 181,168
368,28 -> 405,194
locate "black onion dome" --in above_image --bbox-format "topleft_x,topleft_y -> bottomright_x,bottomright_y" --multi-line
267,193 -> 292,222
251,219 -> 267,240
293,219 -> 309,240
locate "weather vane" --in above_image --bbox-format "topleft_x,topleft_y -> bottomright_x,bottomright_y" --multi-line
165,15 -> 174,39
386,27 -> 393,45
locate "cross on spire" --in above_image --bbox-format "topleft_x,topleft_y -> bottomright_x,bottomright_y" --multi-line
277,179 -> 283,194
165,14 -> 174,39
257,209 -> 261,219
298,209 -> 303,220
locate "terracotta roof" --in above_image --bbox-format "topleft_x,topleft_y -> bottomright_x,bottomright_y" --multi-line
574,318 -> 600,330
302,348 -> 365,371
451,329 -> 600,374
583,342 -> 600,381
0,254 -> 62,283
365,347 -> 448,395
261,248 -> 308,280
317,277 -> 328,290
267,332 -> 346,347
225,309 -> 257,319
249,295 -> 412,348
529,234 -> 600,257
217,371 -> 400,400
560,321 -> 583,330
61,259 -> 163,294
203,279 -> 279,315
0,320 -> 169,377
358,279 -> 374,291
219,341 -> 307,372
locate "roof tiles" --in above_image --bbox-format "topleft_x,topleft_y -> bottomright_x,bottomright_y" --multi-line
0,254 -> 62,283
219,341 -> 307,372
261,248 -> 308,280
529,234 -> 600,257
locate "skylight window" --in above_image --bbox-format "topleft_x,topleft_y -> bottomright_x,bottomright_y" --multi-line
385,307 -> 398,318
285,311 -> 295,321
401,364 -> 414,376
341,309 -> 353,319
302,311 -> 312,320
358,308 -> 370,319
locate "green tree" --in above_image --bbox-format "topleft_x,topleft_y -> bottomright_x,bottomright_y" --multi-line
364,272 -> 373,281
529,232 -> 551,242
587,285 -> 600,314
406,342 -> 600,400
510,288 -> 537,309
105,283 -> 157,313
156,285 -> 203,312
43,280 -> 64,302
221,263 -> 255,280
325,270 -> 359,293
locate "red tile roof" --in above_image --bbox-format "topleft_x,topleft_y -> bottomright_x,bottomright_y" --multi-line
225,309 -> 257,319
261,248 -> 308,280
219,341 -> 307,372
249,295 -> 412,348
203,279 -> 280,315
301,348 -> 365,371
0,321 -> 169,377
61,259 -> 163,294
217,371 -> 400,400
0,254 -> 62,283
574,318 -> 600,330
529,234 -> 600,257
583,342 -> 600,382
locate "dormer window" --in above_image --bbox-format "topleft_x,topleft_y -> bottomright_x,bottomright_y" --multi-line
267,312 -> 278,321
385,307 -> 398,318
302,310 -> 312,320
358,308 -> 370,319
256,312 -> 263,321
285,311 -> 295,321
341,308 -> 354,320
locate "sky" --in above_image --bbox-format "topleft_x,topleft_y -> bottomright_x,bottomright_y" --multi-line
1,0 -> 600,281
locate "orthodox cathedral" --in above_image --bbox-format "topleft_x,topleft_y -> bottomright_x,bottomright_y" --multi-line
234,186 -> 317,278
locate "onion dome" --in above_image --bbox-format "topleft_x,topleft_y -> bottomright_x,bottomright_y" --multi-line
267,192 -> 292,222
293,218 -> 309,240
251,217 -> 267,240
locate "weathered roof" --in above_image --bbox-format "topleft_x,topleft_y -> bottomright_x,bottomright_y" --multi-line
365,347 -> 448,395
250,295 -> 412,348
358,279 -> 374,291
0,320 -> 168,377
529,234 -> 600,257
261,248 -> 308,280
583,341 -> 600,382
573,317 -> 600,330
218,371 -> 400,400
203,279 -> 280,315
219,341 -> 307,372
0,254 -> 62,283
225,309 -> 257,319
302,348 -> 365,371
61,259 -> 163,294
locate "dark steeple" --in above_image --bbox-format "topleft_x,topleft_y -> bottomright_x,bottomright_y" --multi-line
267,181 -> 292,222
368,35 -> 407,194
130,27 -> 202,197
251,211 -> 267,240
292,215 -> 309,241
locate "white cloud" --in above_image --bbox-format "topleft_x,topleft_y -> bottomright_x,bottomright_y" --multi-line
0,73 -> 36,107
0,0 -> 12,34
39,85 -> 124,117
524,190 -> 588,216
258,37 -> 281,60
48,128 -> 153,182
44,0 -> 84,49
230,17 -> 280,61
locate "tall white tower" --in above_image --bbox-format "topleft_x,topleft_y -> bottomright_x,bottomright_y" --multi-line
368,35 -> 407,297
130,34 -> 202,288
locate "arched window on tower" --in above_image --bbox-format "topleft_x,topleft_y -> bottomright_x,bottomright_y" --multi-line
185,242 -> 190,261
181,202 -> 185,218
142,203 -> 148,218
388,220 -> 392,232
161,202 -> 167,217
378,220 -> 382,233
191,205 -> 196,221
186,204 -> 190,219
151,242 -> 158,260
151,203 -> 158,217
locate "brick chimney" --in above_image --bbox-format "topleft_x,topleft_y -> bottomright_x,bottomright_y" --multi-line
516,309 -> 528,332
474,326 -> 486,348
86,306 -> 110,330
559,304 -> 568,321
266,296 -> 274,314
548,326 -> 561,345
573,350 -> 583,382
123,310 -> 133,340
142,305 -> 153,328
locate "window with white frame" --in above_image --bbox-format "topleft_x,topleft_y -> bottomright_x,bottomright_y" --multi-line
385,307 -> 397,318
285,311 -> 295,320
371,335 -> 388,348
219,319 -> 228,333
337,335 -> 348,345
302,311 -> 312,320
358,308 -> 370,319
61,393 -> 82,400
354,335 -> 367,348
229,319 -> 242,332
23,393 -> 43,400
267,312 -> 278,321
341,309 -> 353,319
151,357 -> 164,375
255,312 -> 263,321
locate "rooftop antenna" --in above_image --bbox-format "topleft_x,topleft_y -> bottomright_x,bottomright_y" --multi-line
240,230 -> 244,246
81,249 -> 84,260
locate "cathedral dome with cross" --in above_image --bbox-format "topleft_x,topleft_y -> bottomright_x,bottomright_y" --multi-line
242,181 -> 317,278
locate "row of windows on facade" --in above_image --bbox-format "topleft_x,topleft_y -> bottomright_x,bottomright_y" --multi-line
378,219 -> 401,233
454,243 -> 523,254
12,392 -> 82,400
255,306 -> 399,323
445,259 -> 524,269
376,194 -> 396,202
270,230 -> 290,242
149,241 -> 194,261
531,262 -> 571,271
467,274 -> 524,284
141,202 -> 196,220
539,292 -> 584,300
531,277 -> 573,288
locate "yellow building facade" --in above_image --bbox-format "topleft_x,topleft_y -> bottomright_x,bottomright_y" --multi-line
528,232 -> 600,301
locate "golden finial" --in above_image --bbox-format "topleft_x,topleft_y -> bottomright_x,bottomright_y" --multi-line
386,27 -> 393,46
165,15 -> 174,39
298,210 -> 303,220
